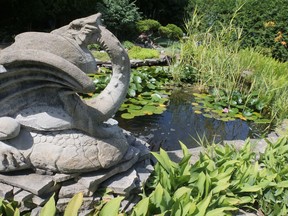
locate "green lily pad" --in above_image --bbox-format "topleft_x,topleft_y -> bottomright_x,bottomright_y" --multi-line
194,110 -> 202,114
121,113 -> 135,119
203,113 -> 213,118
151,93 -> 162,101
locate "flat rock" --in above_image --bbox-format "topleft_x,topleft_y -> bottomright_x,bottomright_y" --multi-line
52,173 -> 79,183
0,172 -> 54,195
0,182 -> 13,199
13,190 -> 33,203
58,181 -> 89,198
101,168 -> 138,195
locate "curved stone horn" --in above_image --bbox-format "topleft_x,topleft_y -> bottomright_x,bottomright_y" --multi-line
83,24 -> 131,123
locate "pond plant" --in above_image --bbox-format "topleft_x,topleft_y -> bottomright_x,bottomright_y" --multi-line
87,66 -> 173,119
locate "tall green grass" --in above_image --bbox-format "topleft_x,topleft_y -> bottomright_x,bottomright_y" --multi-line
176,10 -> 288,124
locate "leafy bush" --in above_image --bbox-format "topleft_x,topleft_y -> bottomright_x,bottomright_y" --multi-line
88,43 -> 101,51
136,19 -> 161,33
97,0 -> 141,39
122,40 -> 135,50
159,24 -> 184,39
158,26 -> 172,38
166,24 -> 184,39
92,137 -> 288,215
128,46 -> 160,59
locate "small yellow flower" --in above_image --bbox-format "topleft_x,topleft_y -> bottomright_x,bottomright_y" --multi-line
264,21 -> 275,28
275,34 -> 283,42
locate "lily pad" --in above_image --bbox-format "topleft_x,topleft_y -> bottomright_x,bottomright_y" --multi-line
121,113 -> 135,119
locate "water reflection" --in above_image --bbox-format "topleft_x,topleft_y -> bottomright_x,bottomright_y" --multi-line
115,88 -> 253,151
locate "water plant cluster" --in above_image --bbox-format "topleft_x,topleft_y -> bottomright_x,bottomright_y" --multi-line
88,66 -> 173,119
192,90 -> 270,123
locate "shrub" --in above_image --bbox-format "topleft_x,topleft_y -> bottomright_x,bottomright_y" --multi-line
166,24 -> 184,39
136,19 -> 161,33
97,0 -> 141,40
128,46 -> 160,59
122,40 -> 135,50
159,24 -> 183,39
158,26 -> 172,38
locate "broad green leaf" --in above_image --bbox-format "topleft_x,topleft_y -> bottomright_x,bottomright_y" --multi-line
151,183 -> 164,206
63,192 -> 83,216
205,207 -> 238,216
240,185 -> 262,192
173,187 -> 192,200
171,200 -> 183,216
133,76 -> 142,83
40,194 -> 56,216
13,208 -> 20,216
151,149 -> 176,175
276,181 -> 288,188
99,196 -> 124,216
212,182 -> 230,194
179,141 -> 190,157
196,192 -> 212,216
132,197 -> 149,216
196,172 -> 206,197
128,89 -> 136,97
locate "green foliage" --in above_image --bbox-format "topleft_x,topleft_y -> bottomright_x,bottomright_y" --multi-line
0,198 -> 20,216
136,19 -> 161,34
88,43 -> 101,51
135,0 -> 189,27
177,10 -> 288,124
97,0 -> 141,39
63,192 -> 83,216
128,46 -> 160,60
91,51 -> 110,62
159,24 -> 184,40
122,41 -> 135,50
99,196 -> 124,216
129,137 -> 288,215
118,66 -> 172,119
87,66 -> 172,119
185,0 -> 288,61
40,194 -> 56,216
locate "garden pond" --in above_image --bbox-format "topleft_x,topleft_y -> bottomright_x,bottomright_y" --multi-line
115,86 -> 269,151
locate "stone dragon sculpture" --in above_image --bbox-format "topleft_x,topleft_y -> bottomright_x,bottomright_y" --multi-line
0,14 -> 133,173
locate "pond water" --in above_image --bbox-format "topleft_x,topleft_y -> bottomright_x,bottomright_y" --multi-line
115,87 -> 267,151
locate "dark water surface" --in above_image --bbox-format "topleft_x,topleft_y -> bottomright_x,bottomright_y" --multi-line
115,87 -> 265,151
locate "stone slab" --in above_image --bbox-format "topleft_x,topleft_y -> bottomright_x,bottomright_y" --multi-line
52,173 -> 79,183
0,182 -> 13,199
0,172 -> 54,195
101,168 -> 138,195
13,190 -> 33,203
58,181 -> 89,198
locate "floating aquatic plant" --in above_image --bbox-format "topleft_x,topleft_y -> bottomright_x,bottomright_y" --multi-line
192,90 -> 270,123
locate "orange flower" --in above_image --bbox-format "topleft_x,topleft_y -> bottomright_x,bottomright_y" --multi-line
281,41 -> 287,46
